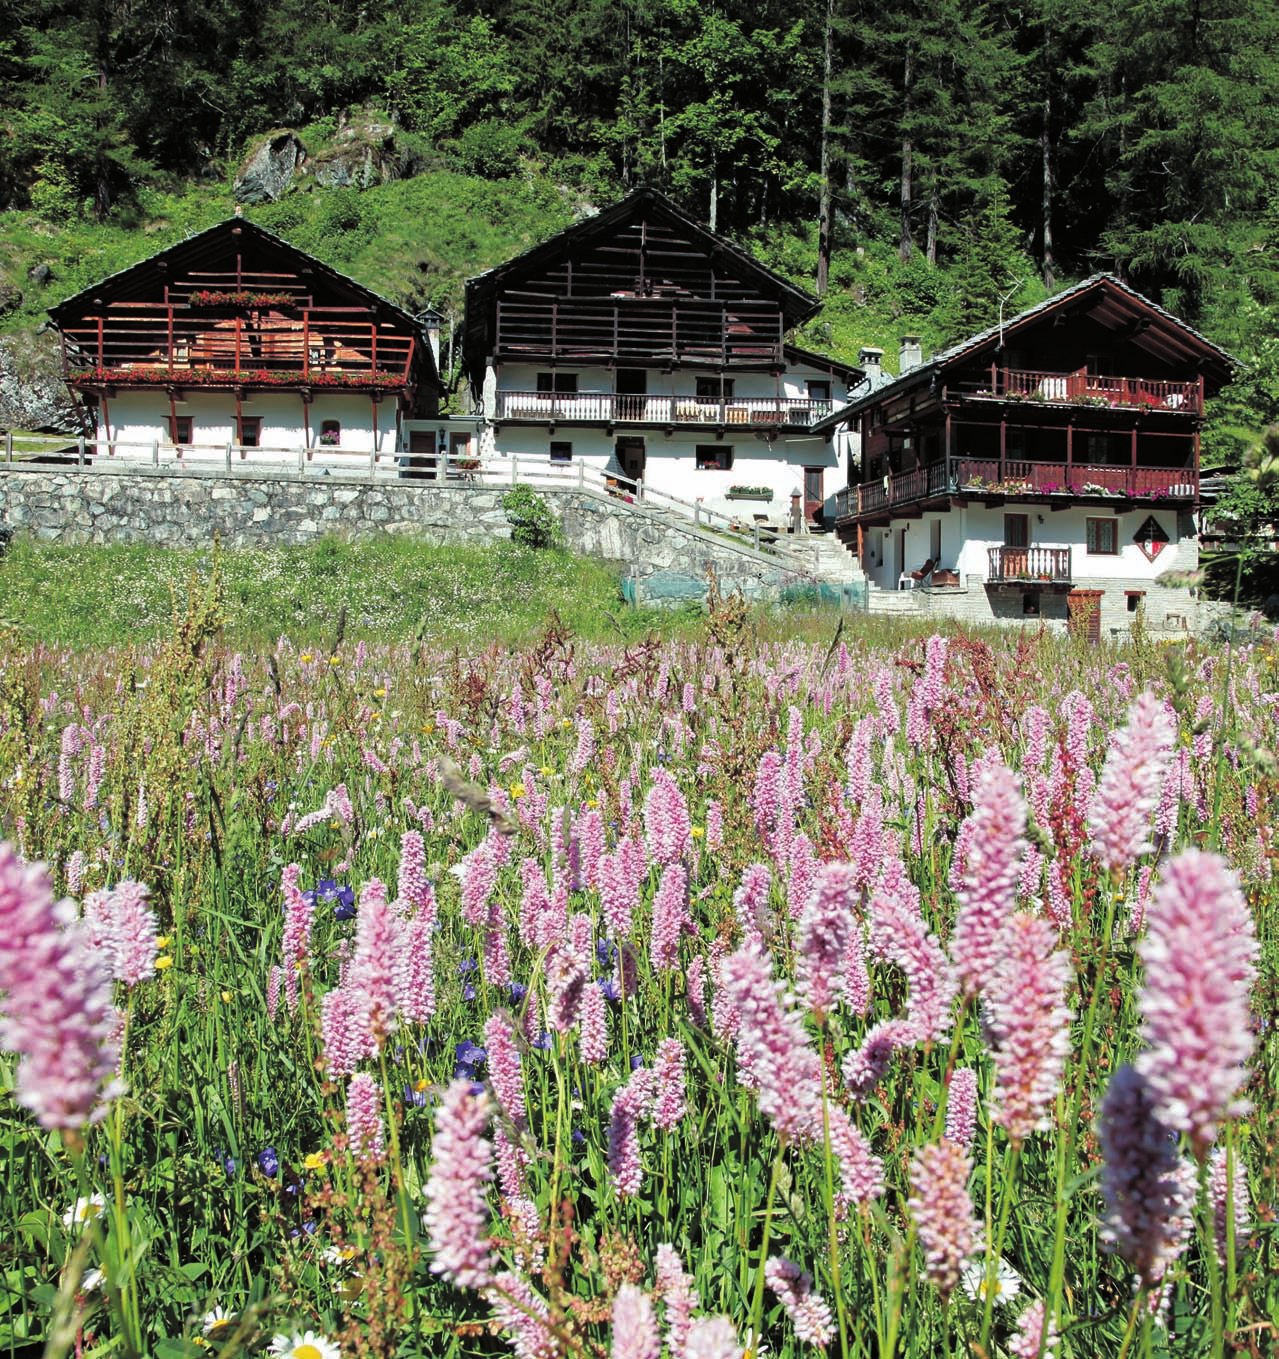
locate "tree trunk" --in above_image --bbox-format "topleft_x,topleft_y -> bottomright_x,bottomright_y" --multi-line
1041,21 -> 1055,290
900,49 -> 914,262
816,0 -> 835,294
925,175 -> 939,266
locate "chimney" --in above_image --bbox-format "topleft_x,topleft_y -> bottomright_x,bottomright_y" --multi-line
858,345 -> 884,378
417,306 -> 443,369
899,335 -> 923,374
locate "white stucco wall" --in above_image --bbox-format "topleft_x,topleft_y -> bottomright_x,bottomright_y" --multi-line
92,389 -> 400,466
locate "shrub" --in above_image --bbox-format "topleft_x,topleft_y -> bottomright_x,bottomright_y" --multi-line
502,483 -> 563,549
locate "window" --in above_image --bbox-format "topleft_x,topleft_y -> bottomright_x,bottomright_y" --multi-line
238,416 -> 261,448
171,415 -> 192,445
319,419 -> 341,447
807,380 -> 832,402
1004,513 -> 1029,548
550,441 -> 573,464
696,377 -> 734,400
616,369 -> 647,395
1023,593 -> 1039,617
696,444 -> 733,470
536,372 -> 577,394
1127,591 -> 1145,613
1086,517 -> 1118,554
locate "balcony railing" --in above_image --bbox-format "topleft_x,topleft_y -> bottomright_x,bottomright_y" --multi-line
494,391 -> 833,427
835,456 -> 1197,519
987,545 -> 1072,584
954,369 -> 1203,414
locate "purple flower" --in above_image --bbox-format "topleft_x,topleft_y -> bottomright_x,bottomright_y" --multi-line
826,1106 -> 884,1215
423,1080 -> 494,1289
1098,1064 -> 1195,1289
650,1038 -> 687,1130
454,1040 -> 487,1078
608,1067 -> 653,1198
944,1067 -> 979,1151
1135,850 -> 1258,1157
655,1244 -> 699,1358
796,863 -> 854,1018
258,1147 -> 279,1176
611,1282 -> 660,1359
1210,1145 -> 1251,1267
483,1013 -> 526,1128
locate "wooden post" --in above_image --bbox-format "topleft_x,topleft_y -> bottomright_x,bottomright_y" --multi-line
578,457 -> 585,490
225,442 -> 232,474
753,522 -> 760,553
944,409 -> 952,484
152,440 -> 159,467
371,325 -> 378,376
4,431 -> 11,464
77,437 -> 85,467
167,305 -> 174,377
1066,419 -> 1073,485
512,451 -> 519,483
97,317 -> 104,368
303,314 -> 310,379
1130,421 -> 1138,496
235,317 -> 242,376
999,415 -> 1007,484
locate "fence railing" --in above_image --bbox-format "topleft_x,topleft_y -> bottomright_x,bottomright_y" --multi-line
0,435 -> 821,574
952,369 -> 1203,412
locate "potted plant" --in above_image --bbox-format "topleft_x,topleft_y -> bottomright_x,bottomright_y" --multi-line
726,485 -> 774,501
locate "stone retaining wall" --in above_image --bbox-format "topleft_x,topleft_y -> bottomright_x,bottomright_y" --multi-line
0,466 -> 819,607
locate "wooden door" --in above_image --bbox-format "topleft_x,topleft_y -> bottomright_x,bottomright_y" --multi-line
1067,589 -> 1103,644
405,429 -> 438,479
803,467 -> 823,522
616,437 -> 646,488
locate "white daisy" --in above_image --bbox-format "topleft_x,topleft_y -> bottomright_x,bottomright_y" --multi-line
269,1331 -> 341,1359
960,1257 -> 1022,1306
79,1268 -> 106,1294
320,1245 -> 359,1267
61,1195 -> 108,1230
201,1306 -> 237,1341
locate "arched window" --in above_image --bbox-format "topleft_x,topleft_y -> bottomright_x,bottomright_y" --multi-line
319,420 -> 341,447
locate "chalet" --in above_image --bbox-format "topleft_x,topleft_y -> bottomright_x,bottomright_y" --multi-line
48,218 -> 442,467
453,187 -> 861,526
820,276 -> 1236,636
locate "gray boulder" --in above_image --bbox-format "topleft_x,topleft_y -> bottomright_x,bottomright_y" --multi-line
307,112 -> 408,190
234,131 -> 307,203
0,331 -> 81,433
27,262 -> 53,286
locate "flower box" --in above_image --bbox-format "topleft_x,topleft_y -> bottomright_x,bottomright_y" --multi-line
190,290 -> 295,308
726,487 -> 773,502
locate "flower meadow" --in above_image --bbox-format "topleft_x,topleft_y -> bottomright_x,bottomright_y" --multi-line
0,586 -> 1277,1359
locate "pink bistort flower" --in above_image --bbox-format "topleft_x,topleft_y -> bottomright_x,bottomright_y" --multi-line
349,880 -> 399,1046
644,769 -> 691,866
0,843 -> 121,1131
1135,850 -> 1258,1157
684,1317 -> 742,1359
765,1256 -> 834,1348
908,1139 -> 980,1299
951,759 -> 1028,998
721,947 -> 823,1145
608,1066 -> 654,1198
983,913 -> 1074,1145
797,863 -> 855,1019
1008,1299 -> 1059,1359
345,1073 -> 385,1162
650,863 -> 688,972
611,1282 -> 659,1359
655,1244 -> 699,1358
1087,691 -> 1176,872
945,1067 -> 979,1150
424,1080 -> 495,1289
1210,1145 -> 1251,1268
651,1038 -> 687,1130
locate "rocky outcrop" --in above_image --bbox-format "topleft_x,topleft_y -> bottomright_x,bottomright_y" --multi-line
0,331 -> 80,433
306,112 -> 409,190
234,132 -> 307,203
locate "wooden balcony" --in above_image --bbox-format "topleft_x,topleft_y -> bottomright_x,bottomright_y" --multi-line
986,545 -> 1072,585
835,456 -> 1196,521
493,391 -> 832,427
60,305 -> 417,392
951,368 -> 1203,414
493,298 -> 785,367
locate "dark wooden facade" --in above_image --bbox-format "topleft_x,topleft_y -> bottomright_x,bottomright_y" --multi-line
49,218 -> 440,433
827,277 -> 1234,534
463,188 -> 822,392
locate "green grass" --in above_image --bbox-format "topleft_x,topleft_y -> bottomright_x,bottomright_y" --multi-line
0,535 -> 683,647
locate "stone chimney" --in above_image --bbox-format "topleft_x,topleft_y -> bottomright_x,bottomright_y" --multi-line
858,345 -> 884,378
899,335 -> 923,374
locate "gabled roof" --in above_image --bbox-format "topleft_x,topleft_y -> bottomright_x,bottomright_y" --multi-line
48,217 -> 441,390
783,343 -> 864,384
814,274 -> 1238,429
463,186 -> 821,360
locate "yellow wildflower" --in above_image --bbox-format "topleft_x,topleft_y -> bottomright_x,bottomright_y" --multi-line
539,766 -> 553,777
509,782 -> 526,800
587,799 -> 599,810
155,955 -> 175,970
561,718 -> 573,728
329,656 -> 341,666
690,826 -> 705,839
155,936 -> 172,949
220,990 -> 232,1003
300,653 -> 314,663
303,1152 -> 327,1171
373,687 -> 386,699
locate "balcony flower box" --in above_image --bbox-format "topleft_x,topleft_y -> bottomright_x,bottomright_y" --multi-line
726,486 -> 773,502
189,289 -> 295,309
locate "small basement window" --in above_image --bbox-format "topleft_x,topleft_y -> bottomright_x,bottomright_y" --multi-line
696,444 -> 733,470
550,441 -> 573,464
1086,517 -> 1118,554
171,415 -> 192,445
1023,593 -> 1039,616
1126,590 -> 1146,613
238,416 -> 262,448
319,419 -> 341,447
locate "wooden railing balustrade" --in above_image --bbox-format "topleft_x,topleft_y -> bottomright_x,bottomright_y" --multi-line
954,368 -> 1203,413
494,391 -> 832,426
986,545 -> 1072,583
